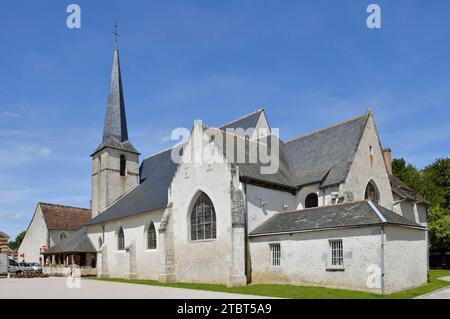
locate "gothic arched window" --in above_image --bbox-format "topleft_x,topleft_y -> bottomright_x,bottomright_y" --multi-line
147,223 -> 157,250
305,193 -> 319,208
120,155 -> 126,176
60,232 -> 67,242
117,227 -> 125,251
365,181 -> 379,204
190,193 -> 216,241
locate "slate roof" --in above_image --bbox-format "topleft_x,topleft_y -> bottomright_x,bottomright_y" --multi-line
93,45 -> 139,155
44,227 -> 96,254
283,113 -> 368,187
220,109 -> 264,136
206,128 -> 296,188
389,174 -> 428,205
40,203 -> 91,230
87,110 -> 371,225
250,201 -> 425,236
0,231 -> 9,239
87,147 -> 179,225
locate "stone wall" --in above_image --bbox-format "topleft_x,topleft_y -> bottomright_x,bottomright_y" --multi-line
344,115 -> 394,209
383,225 -> 428,293
18,205 -> 48,263
86,209 -> 164,279
91,147 -> 139,218
249,226 -> 383,293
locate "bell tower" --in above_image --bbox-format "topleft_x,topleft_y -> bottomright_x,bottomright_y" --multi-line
91,43 -> 140,218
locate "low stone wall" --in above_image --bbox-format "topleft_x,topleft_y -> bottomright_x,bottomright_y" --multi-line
44,266 -> 96,277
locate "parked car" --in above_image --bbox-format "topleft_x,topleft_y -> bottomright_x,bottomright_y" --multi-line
0,254 -> 7,277
29,263 -> 43,273
19,262 -> 33,272
7,258 -> 22,275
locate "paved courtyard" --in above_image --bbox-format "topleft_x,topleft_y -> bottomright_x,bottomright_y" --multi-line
0,277 -> 272,299
416,286 -> 450,299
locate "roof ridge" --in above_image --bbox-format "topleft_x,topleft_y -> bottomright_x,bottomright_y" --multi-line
142,143 -> 186,161
39,202 -> 90,211
207,126 -> 268,147
278,200 -> 369,215
219,108 -> 264,128
284,113 -> 366,144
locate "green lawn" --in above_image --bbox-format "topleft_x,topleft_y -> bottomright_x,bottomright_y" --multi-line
90,269 -> 450,299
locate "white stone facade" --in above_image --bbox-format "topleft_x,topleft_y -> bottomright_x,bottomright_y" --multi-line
85,112 -> 428,294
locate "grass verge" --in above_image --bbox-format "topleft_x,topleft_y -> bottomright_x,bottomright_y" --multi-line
89,269 -> 450,299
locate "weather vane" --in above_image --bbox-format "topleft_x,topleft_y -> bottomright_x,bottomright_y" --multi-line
113,21 -> 120,45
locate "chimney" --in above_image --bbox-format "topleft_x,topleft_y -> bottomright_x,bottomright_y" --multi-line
383,148 -> 392,175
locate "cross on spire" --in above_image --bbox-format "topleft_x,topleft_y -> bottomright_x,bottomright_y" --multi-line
113,21 -> 120,46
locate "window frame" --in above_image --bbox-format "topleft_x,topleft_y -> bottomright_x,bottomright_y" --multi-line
146,222 -> 157,250
305,193 -> 319,208
365,180 -> 380,204
59,232 -> 67,242
270,243 -> 281,268
189,192 -> 217,242
119,154 -> 126,177
117,227 -> 125,251
327,239 -> 344,271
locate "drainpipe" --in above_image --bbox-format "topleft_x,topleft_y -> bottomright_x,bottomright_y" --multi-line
380,225 -> 385,295
243,182 -> 249,282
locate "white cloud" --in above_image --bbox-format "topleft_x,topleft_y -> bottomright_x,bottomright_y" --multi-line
37,147 -> 52,157
0,212 -> 23,220
0,111 -> 20,118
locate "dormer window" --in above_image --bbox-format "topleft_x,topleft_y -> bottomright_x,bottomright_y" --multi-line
120,155 -> 126,176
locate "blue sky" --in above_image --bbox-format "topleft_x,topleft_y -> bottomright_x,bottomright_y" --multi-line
1,0 -> 449,239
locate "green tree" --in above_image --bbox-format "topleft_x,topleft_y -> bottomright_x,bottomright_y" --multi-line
423,158 -> 450,209
8,231 -> 26,250
428,206 -> 450,254
393,157 -> 450,254
392,159 -> 424,195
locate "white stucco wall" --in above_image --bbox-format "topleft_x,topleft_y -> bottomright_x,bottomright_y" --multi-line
18,205 -> 48,263
393,196 -> 428,227
344,115 -> 393,209
246,185 -> 296,233
383,226 -> 428,293
167,138 -> 234,284
249,227 -> 383,293
87,208 -> 164,279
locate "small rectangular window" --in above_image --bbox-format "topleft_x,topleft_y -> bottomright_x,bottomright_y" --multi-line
328,240 -> 344,269
270,243 -> 281,267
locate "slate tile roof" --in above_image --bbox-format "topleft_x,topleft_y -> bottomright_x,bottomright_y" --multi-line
389,174 -> 428,205
220,109 -> 264,133
283,113 -> 368,187
44,227 -> 96,254
87,109 -> 372,225
40,203 -> 91,230
249,200 -> 425,236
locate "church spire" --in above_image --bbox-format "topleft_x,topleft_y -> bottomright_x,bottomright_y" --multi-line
103,44 -> 128,143
92,38 -> 138,156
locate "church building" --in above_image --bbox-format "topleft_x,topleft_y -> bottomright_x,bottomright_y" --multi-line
46,43 -> 428,294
